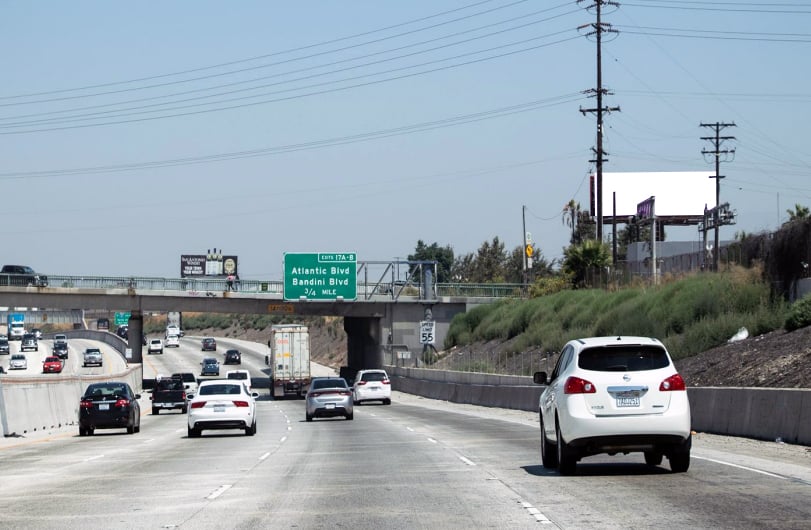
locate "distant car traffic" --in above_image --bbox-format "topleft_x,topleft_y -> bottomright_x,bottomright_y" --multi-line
42,356 -> 63,374
0,338 -> 9,355
165,335 -> 180,348
201,337 -> 217,351
148,339 -> 164,355
83,348 -> 103,367
173,372 -> 198,397
20,333 -> 38,352
200,357 -> 220,376
53,334 -> 68,345
224,349 -> 241,365
30,328 -> 43,340
305,377 -> 354,421
9,353 -> 27,370
79,382 -> 141,436
166,324 -> 183,337
187,380 -> 258,437
52,342 -> 69,359
226,370 -> 251,393
533,336 -> 692,475
352,369 -> 391,405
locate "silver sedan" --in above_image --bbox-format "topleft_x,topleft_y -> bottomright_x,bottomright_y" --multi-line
305,377 -> 353,421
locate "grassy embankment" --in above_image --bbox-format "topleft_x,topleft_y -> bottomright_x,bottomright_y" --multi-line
444,267 -> 789,362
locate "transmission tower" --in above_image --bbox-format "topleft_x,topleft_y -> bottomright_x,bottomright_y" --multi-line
700,121 -> 736,271
578,0 -> 620,242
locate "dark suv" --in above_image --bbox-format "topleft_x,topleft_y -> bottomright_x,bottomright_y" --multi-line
0,265 -> 48,287
224,349 -> 241,365
201,337 -> 217,351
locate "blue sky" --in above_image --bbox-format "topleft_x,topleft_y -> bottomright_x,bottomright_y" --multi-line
1,1 -> 808,279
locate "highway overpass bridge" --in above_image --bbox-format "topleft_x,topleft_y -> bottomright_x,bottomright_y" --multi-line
0,274 -> 519,373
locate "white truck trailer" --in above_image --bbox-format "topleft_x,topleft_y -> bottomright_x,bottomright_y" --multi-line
267,324 -> 311,398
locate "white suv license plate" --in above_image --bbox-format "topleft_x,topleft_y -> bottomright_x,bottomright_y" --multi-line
214,404 -> 226,412
616,397 -> 640,408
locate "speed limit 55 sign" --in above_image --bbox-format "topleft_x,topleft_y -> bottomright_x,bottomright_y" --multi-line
419,321 -> 436,344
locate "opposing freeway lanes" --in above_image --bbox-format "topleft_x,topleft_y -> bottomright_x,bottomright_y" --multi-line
0,389 -> 809,528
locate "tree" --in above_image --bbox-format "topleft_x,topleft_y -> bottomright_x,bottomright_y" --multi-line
407,240 -> 454,283
786,204 -> 810,223
561,200 -> 596,245
562,239 -> 611,287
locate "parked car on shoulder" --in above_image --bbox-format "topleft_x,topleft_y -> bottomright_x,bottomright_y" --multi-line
79,382 -> 141,435
9,353 -> 27,370
42,356 -> 63,374
533,336 -> 691,475
352,369 -> 391,405
201,337 -> 217,351
305,377 -> 353,421
187,380 -> 259,437
200,357 -> 220,376
83,348 -> 103,367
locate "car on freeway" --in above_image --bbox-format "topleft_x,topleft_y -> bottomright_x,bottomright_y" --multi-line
83,348 -> 103,367
52,342 -> 69,360
352,369 -> 392,405
79,382 -> 141,436
305,377 -> 354,422
172,372 -> 199,397
165,334 -> 180,348
42,356 -> 63,373
116,326 -> 128,339
53,333 -> 68,346
226,370 -> 252,393
533,336 -> 692,475
201,337 -> 217,351
20,333 -> 38,352
9,353 -> 27,370
96,318 -> 110,330
187,380 -> 259,437
0,338 -> 9,355
200,357 -> 220,376
147,339 -> 164,355
31,328 -> 43,340
224,349 -> 241,365
166,324 -> 183,338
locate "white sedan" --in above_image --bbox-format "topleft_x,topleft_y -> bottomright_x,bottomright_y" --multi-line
534,336 -> 691,475
187,380 -> 258,437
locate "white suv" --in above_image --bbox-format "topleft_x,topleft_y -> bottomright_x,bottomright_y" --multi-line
352,369 -> 391,405
147,339 -> 164,355
534,336 -> 691,475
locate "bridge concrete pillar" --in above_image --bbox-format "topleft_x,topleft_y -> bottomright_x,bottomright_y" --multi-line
344,316 -> 382,373
127,311 -> 144,364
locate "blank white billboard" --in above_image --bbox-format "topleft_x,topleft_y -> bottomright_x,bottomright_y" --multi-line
592,171 -> 717,218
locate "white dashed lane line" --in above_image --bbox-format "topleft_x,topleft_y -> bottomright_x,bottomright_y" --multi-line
206,484 -> 232,500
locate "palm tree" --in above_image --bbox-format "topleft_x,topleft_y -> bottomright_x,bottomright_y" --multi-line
561,200 -> 580,245
786,204 -> 810,223
562,239 -> 611,287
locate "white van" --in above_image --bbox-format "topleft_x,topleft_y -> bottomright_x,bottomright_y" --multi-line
226,370 -> 252,393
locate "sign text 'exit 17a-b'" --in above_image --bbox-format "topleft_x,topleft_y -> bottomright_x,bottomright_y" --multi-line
283,252 -> 357,301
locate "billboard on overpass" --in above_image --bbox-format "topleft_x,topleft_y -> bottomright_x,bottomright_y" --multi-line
590,171 -> 716,222
181,250 -> 238,278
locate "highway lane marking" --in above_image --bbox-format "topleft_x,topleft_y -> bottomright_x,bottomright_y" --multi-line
521,501 -> 554,525
406,427 -> 415,432
206,484 -> 232,500
84,454 -> 104,462
259,452 -> 271,461
280,436 -> 288,443
459,456 -> 476,466
693,455 -> 786,479
427,437 -> 438,444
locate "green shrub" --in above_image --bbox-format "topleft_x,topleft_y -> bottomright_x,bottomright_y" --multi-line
785,295 -> 811,331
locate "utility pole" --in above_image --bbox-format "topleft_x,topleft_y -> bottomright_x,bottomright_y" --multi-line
522,205 -> 528,289
700,122 -> 736,271
579,0 -> 620,242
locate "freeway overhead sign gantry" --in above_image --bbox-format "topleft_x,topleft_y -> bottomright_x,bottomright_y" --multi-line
283,252 -> 357,301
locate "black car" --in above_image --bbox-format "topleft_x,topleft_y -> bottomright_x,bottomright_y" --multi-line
0,338 -> 9,355
116,326 -> 128,339
52,342 -> 69,359
79,382 -> 141,436
224,349 -> 241,365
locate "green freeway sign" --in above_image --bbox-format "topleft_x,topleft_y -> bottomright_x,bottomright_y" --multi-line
284,252 -> 357,301
114,312 -> 131,327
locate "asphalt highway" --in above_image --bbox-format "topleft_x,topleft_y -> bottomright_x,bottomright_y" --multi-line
0,336 -> 809,529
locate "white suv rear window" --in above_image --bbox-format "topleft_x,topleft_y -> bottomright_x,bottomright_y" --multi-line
578,346 -> 670,372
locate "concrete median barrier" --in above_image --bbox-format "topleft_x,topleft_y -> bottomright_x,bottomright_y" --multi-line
388,366 -> 811,445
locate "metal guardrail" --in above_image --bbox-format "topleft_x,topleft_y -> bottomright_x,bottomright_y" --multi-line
36,275 -> 524,300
